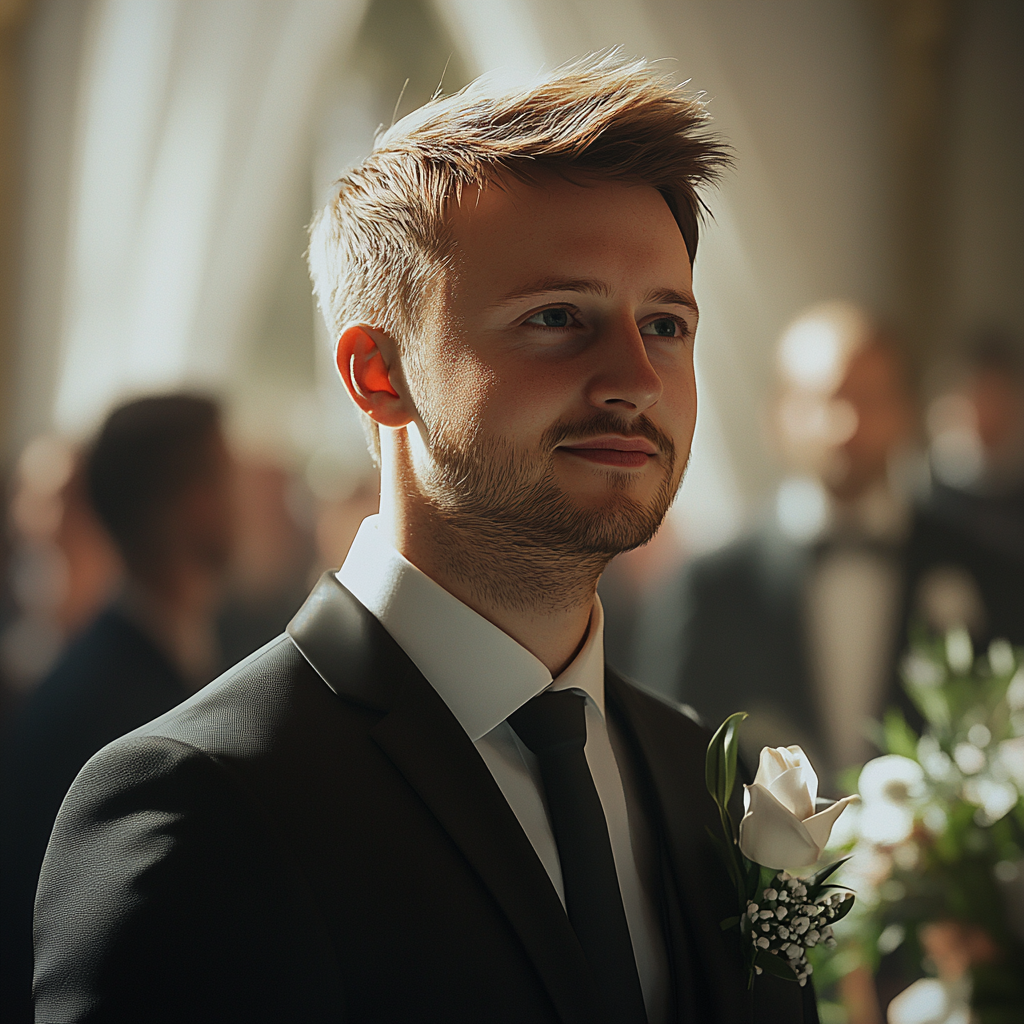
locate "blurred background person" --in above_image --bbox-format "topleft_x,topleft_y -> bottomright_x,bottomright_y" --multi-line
635,302 -> 1024,788
0,433 -> 122,729
925,330 -> 1024,568
0,394 -> 235,1024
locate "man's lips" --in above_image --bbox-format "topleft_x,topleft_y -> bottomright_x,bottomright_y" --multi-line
556,435 -> 658,468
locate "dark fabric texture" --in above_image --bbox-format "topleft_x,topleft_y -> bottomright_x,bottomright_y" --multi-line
0,606 -> 188,1024
636,506 -> 1024,785
33,574 -> 818,1023
509,690 -> 647,1023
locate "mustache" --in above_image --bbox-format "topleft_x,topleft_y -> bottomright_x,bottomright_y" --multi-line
540,413 -> 675,459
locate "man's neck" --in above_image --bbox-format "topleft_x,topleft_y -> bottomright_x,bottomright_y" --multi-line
378,500 -> 604,678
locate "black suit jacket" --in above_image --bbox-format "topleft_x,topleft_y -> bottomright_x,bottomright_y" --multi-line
1,606 -> 187,1024
635,506 -> 1024,784
34,574 -> 817,1023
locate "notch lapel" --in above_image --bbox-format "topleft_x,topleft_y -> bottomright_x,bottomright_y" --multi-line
607,671 -> 814,1023
288,574 -> 599,1023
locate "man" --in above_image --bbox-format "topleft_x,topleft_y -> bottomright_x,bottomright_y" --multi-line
2,395 -> 234,1024
926,331 -> 1024,568
636,304 -> 1024,787
34,56 -> 815,1023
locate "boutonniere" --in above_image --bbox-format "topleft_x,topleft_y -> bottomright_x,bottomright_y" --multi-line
705,712 -> 859,987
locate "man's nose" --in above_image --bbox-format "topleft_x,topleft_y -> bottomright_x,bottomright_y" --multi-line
584,320 -> 663,413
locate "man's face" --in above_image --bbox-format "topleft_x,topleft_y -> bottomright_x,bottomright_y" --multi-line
829,344 -> 913,500
401,171 -> 698,556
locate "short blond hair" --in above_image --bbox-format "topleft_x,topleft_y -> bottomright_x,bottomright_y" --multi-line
308,52 -> 731,455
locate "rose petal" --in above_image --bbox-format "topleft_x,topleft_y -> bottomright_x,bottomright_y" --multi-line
755,746 -> 807,789
803,795 -> 859,854
765,764 -> 817,820
738,783 -> 821,869
755,747 -> 791,789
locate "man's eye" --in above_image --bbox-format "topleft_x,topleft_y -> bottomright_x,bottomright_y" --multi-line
641,317 -> 682,338
525,308 -> 572,328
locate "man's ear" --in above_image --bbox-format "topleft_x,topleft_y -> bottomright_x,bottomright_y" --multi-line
335,326 -> 412,428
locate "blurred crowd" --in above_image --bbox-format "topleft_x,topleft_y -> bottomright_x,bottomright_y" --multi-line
0,394 -> 378,1023
1,305 -> 1023,1023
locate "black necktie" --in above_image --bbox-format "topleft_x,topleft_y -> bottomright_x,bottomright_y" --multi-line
509,690 -> 648,1024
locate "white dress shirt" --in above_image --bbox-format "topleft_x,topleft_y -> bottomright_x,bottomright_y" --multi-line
804,484 -> 908,770
338,516 -> 670,1022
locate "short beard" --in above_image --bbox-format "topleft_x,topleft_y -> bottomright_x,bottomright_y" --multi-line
417,411 -> 682,613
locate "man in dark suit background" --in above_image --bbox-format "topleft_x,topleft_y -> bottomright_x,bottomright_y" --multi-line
1,395 -> 234,1024
636,303 -> 1024,789
33,56 -> 818,1023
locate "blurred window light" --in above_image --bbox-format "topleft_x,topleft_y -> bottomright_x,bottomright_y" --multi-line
777,302 -> 871,393
775,475 -> 829,541
779,317 -> 845,390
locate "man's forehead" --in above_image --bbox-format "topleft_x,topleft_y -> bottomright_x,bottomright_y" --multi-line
449,169 -> 678,231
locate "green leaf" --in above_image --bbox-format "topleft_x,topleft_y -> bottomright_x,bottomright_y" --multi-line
706,825 -> 745,899
705,711 -> 749,813
829,895 -> 856,923
705,825 -> 731,861
882,708 -> 918,759
805,856 -> 851,896
745,858 -> 761,901
754,947 -> 798,982
720,915 -> 740,931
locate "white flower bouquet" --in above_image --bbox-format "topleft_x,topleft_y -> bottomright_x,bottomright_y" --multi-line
829,630 -> 1024,1023
705,713 -> 858,987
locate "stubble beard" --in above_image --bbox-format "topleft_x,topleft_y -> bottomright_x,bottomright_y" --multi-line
418,411 -> 683,614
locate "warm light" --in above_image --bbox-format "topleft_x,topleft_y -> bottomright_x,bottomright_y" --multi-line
775,476 -> 829,541
777,301 -> 871,392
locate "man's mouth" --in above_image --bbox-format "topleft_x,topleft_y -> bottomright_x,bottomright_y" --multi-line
556,435 -> 658,468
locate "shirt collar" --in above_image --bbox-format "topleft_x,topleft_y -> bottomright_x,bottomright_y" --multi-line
337,515 -> 605,741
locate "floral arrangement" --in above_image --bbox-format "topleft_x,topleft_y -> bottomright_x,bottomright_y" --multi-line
828,629 -> 1024,1023
705,713 -> 858,987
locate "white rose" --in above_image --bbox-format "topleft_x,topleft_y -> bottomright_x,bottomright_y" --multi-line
739,745 -> 858,870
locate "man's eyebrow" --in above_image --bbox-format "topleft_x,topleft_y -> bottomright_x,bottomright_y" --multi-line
645,287 -> 700,315
492,278 -> 611,305
491,279 -> 699,315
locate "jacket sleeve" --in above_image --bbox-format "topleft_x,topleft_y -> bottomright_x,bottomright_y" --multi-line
33,735 -> 344,1024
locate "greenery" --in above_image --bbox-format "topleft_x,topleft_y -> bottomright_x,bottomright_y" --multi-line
828,630 -> 1024,1023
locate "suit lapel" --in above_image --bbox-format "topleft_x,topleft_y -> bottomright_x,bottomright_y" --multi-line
607,670 -> 813,1024
288,574 -> 599,1023
606,670 -> 747,1022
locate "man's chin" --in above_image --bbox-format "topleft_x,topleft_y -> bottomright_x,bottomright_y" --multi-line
554,489 -> 671,556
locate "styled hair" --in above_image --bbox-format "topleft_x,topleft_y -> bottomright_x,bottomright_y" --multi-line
86,394 -> 223,575
308,51 -> 731,457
